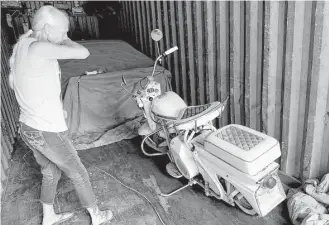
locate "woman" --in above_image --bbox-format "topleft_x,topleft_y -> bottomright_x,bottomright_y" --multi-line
9,6 -> 113,225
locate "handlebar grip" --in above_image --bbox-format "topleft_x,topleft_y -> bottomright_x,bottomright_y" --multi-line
164,46 -> 178,56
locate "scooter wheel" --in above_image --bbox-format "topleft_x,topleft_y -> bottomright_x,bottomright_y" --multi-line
234,194 -> 257,216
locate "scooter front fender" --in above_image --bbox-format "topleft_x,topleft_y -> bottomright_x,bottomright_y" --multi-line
138,123 -> 169,140
138,123 -> 153,136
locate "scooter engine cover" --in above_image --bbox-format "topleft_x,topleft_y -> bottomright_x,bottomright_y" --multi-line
170,136 -> 199,179
152,91 -> 187,120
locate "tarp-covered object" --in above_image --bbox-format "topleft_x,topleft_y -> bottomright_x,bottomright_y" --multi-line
287,173 -> 329,225
60,40 -> 171,150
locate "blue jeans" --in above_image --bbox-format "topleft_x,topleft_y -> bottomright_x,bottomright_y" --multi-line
19,122 -> 97,208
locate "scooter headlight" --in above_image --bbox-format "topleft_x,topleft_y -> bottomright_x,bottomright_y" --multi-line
263,176 -> 277,189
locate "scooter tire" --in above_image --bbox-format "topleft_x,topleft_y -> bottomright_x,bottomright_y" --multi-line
234,194 -> 257,216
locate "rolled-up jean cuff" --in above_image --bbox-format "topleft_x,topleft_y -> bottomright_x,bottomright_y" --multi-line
83,200 -> 98,209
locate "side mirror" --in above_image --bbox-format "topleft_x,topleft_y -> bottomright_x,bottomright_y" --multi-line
151,29 -> 163,42
121,75 -> 127,86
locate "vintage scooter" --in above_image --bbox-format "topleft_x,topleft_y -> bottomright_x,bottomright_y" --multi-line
121,29 -> 286,217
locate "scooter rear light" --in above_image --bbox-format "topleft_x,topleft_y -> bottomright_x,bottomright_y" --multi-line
263,176 -> 277,189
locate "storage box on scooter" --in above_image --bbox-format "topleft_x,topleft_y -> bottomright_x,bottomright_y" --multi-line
204,124 -> 281,176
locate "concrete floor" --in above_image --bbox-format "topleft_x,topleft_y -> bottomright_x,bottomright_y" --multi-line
1,137 -> 292,225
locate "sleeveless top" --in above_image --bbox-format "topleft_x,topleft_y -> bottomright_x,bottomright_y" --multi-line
12,37 -> 68,132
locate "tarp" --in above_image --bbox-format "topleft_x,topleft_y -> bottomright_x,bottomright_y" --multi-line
287,173 -> 329,225
59,40 -> 171,150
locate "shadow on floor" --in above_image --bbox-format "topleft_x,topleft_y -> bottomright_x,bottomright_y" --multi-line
1,137 -> 292,225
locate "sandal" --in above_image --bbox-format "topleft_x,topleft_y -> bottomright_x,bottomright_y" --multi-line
91,209 -> 113,225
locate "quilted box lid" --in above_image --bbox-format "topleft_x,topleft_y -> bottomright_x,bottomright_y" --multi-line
204,124 -> 279,162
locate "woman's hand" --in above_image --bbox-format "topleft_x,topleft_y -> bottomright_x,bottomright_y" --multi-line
63,33 -> 69,41
61,33 -> 71,45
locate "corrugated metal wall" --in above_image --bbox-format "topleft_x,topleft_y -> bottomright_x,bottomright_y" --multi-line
118,1 -> 329,181
1,28 -> 20,194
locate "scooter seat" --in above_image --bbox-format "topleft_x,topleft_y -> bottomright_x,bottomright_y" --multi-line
204,124 -> 281,175
173,101 -> 226,130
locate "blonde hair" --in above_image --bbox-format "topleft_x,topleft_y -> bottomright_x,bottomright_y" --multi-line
32,5 -> 69,31
8,6 -> 69,89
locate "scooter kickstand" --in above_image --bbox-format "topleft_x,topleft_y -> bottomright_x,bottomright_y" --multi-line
160,180 -> 196,197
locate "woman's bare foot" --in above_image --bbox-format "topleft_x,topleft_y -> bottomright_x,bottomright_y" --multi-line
42,212 -> 74,225
87,205 -> 113,225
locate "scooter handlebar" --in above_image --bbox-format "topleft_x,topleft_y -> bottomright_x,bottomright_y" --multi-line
164,46 -> 178,56
151,46 -> 178,77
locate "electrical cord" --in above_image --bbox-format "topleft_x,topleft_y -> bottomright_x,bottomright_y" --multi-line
22,149 -> 167,225
80,158 -> 167,225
